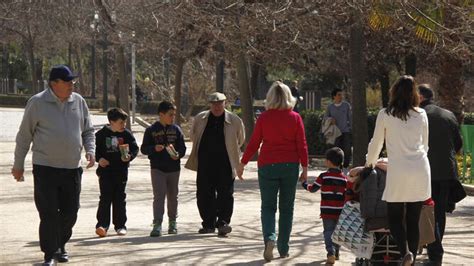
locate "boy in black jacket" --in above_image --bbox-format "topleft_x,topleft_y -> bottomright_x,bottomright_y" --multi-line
95,108 -> 139,237
141,101 -> 186,237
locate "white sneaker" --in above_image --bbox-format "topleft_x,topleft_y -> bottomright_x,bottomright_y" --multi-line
116,228 -> 127,236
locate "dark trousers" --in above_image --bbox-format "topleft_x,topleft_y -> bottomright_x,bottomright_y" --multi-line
196,165 -> 234,229
335,132 -> 352,168
33,164 -> 82,260
427,180 -> 450,262
387,201 -> 423,260
96,169 -> 128,230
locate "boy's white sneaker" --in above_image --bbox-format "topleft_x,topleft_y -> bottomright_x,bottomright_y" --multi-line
116,228 -> 127,236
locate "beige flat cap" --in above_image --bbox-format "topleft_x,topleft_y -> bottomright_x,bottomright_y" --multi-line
208,92 -> 227,102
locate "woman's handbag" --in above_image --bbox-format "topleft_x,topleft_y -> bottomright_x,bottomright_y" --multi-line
332,201 -> 375,259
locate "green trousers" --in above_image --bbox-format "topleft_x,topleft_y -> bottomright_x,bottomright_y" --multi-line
258,163 -> 299,256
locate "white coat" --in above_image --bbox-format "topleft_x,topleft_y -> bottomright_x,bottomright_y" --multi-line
366,108 -> 431,202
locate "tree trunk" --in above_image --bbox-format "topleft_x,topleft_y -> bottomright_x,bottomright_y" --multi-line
2,43 -> 9,78
380,70 -> 390,107
216,42 -> 225,93
36,58 -> 43,90
236,53 -> 254,145
349,16 -> 368,167
26,40 -> 37,93
163,52 -> 171,91
405,53 -> 417,77
250,59 -> 261,99
73,44 -> 86,95
174,57 -> 186,125
68,42 -> 72,68
116,45 -> 131,130
438,53 -> 464,123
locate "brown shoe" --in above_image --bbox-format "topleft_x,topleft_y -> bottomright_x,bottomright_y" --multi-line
326,255 -> 336,264
263,240 -> 275,262
95,226 -> 107,237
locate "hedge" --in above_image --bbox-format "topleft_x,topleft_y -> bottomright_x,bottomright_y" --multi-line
300,109 -> 474,156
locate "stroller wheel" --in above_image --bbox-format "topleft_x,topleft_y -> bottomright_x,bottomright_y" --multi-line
355,258 -> 370,266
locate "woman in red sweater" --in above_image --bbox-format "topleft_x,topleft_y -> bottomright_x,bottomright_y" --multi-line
237,81 -> 308,262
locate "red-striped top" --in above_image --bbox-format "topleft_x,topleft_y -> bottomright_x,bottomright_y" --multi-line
303,168 -> 348,219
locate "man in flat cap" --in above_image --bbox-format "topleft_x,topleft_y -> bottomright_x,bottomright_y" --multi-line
185,92 -> 245,236
12,65 -> 95,265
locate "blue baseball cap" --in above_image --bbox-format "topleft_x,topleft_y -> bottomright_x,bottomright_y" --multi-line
49,65 -> 78,81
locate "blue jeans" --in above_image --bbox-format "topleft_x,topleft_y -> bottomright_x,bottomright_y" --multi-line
323,218 -> 340,256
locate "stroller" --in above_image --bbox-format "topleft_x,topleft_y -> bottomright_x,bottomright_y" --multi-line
348,167 -> 401,266
347,166 -> 435,266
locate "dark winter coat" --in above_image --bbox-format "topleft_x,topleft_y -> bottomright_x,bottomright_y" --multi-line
421,101 -> 462,181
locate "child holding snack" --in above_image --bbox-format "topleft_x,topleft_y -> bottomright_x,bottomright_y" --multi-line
141,101 -> 186,237
95,108 -> 139,237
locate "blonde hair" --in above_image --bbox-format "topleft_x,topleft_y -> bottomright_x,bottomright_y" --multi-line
265,81 -> 296,110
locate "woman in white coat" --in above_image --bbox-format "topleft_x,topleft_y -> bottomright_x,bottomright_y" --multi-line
365,75 -> 431,266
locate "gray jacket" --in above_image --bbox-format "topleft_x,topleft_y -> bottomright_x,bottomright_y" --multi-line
14,88 -> 95,170
325,101 -> 352,133
359,167 -> 388,231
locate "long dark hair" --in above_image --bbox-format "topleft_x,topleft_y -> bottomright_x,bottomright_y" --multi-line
385,75 -> 419,121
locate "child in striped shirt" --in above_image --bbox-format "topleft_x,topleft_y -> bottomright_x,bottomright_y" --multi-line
302,147 -> 347,264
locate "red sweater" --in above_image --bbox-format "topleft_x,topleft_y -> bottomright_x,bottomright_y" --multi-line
241,109 -> 308,167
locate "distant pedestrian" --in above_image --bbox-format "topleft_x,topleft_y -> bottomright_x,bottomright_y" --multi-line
290,80 -> 303,113
141,101 -> 186,237
325,88 -> 352,172
237,81 -> 308,261
95,108 -> 139,237
12,65 -> 95,265
185,92 -> 245,237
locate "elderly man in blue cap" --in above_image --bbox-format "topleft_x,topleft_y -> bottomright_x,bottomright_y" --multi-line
12,65 -> 95,265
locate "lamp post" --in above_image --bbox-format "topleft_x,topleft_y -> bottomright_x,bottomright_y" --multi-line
90,11 -> 99,99
131,31 -> 136,123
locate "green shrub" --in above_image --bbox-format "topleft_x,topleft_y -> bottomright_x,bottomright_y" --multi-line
0,94 -> 29,107
300,110 -> 327,155
301,108 -> 473,156
457,153 -> 472,183
464,112 -> 474,125
138,101 -> 159,114
301,109 -> 379,156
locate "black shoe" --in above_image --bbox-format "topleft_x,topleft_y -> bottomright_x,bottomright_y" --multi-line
42,258 -> 55,266
198,227 -> 215,234
279,253 -> 289,258
217,224 -> 232,236
54,248 -> 69,263
426,259 -> 442,266
335,249 -> 339,260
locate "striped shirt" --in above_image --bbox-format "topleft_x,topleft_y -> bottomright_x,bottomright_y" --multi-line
303,168 -> 347,219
